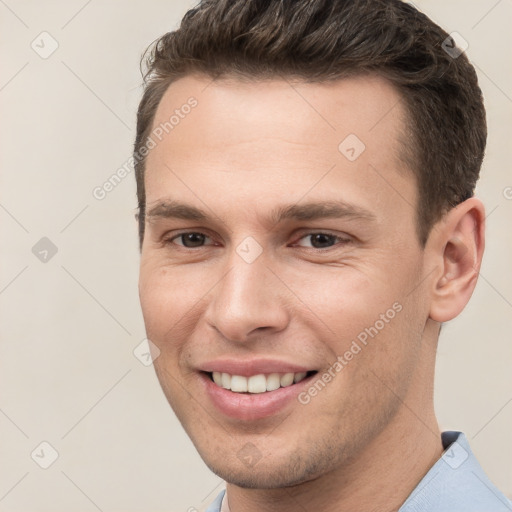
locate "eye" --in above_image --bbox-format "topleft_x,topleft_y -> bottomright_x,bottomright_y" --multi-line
294,232 -> 351,249
168,232 -> 213,248
164,231 -> 351,251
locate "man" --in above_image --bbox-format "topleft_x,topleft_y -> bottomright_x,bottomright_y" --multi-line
134,0 -> 511,510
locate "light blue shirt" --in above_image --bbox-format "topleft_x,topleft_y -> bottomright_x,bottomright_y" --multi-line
205,432 -> 512,511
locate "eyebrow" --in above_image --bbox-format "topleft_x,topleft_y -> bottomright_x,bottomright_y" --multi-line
145,199 -> 376,225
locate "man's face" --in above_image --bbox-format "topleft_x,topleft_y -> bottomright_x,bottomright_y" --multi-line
138,74 -> 433,487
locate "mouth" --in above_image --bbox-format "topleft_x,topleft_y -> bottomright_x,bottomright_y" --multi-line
206,370 -> 318,394
200,369 -> 319,420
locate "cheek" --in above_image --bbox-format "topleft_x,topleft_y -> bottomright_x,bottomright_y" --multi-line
139,261 -> 209,330
290,265 -> 396,337
295,263 -> 422,381
139,264 -> 207,402
342,292 -> 425,399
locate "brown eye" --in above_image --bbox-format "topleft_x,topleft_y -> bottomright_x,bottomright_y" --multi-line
309,233 -> 337,249
295,233 -> 350,249
172,232 -> 210,248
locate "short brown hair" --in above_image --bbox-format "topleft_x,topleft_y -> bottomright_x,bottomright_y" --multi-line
134,0 -> 486,248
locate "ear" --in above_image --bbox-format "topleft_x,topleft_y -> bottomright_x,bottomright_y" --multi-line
428,197 -> 485,323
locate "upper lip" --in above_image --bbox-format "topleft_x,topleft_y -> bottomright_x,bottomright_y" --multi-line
198,358 -> 314,376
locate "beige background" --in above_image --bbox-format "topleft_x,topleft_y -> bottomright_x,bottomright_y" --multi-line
1,1 -> 511,510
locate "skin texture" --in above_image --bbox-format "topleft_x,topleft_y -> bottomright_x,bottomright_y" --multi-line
138,74 -> 485,512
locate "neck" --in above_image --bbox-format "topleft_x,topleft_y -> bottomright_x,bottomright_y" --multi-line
225,403 -> 443,512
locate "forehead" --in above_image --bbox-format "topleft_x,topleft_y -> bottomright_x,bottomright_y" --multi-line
144,73 -> 416,227
151,72 -> 407,148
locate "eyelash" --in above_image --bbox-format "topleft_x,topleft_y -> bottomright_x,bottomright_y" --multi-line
163,231 -> 352,251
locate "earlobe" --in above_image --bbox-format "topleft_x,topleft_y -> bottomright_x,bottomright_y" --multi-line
429,198 -> 485,323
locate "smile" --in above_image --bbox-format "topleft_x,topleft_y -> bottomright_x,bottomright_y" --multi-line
209,371 -> 315,393
201,369 -> 319,420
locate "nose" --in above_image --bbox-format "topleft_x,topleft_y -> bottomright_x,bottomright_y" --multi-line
203,248 -> 290,343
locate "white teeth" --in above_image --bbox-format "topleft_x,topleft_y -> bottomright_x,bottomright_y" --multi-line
280,373 -> 294,387
210,371 -> 311,393
266,373 -> 281,391
294,372 -> 307,383
248,374 -> 267,393
212,371 -> 222,386
230,375 -> 248,392
221,372 -> 231,389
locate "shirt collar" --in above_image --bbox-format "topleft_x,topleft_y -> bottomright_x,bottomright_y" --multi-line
399,431 -> 511,511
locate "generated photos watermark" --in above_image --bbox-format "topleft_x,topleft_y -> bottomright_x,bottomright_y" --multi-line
298,301 -> 403,405
92,96 -> 198,201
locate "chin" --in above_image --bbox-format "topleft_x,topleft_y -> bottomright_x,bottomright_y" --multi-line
204,463 -> 316,489
198,444 -> 335,490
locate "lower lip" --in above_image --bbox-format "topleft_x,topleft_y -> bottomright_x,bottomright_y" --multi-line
200,372 -> 316,421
